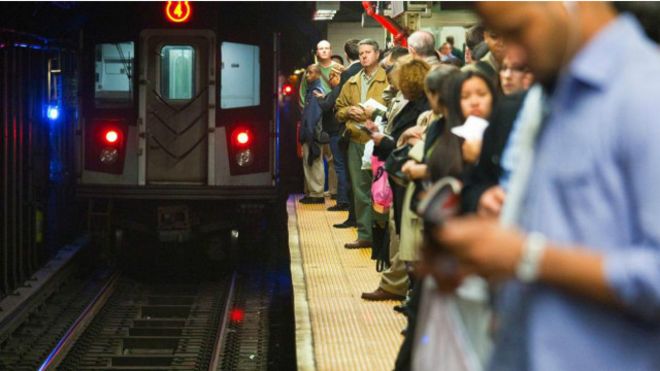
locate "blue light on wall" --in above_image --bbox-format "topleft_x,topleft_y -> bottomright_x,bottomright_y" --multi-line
47,105 -> 60,121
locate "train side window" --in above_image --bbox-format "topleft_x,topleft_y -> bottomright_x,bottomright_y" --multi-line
220,42 -> 260,109
95,42 -> 134,106
160,45 -> 196,100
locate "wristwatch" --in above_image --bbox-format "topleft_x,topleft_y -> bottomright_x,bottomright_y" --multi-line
515,231 -> 547,283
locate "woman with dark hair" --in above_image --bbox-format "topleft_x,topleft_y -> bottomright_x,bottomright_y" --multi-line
398,65 -> 462,266
445,70 -> 497,164
393,65 -> 464,371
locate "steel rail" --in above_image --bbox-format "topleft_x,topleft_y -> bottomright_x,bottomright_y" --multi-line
37,271 -> 121,371
207,270 -> 238,371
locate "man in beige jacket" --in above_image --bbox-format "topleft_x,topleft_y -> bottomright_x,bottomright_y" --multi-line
335,39 -> 388,249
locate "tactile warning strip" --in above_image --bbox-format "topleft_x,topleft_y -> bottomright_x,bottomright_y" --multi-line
289,195 -> 407,371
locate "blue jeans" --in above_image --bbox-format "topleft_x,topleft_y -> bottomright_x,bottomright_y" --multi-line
329,133 -> 349,204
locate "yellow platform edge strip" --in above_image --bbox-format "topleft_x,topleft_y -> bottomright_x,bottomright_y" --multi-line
288,196 -> 316,371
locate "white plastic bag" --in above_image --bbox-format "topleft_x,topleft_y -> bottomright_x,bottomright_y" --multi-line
412,276 -> 488,371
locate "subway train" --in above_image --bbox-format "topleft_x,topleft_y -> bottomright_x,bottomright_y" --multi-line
71,2 -> 289,243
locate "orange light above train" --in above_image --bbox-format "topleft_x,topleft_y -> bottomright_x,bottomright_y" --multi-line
165,1 -> 192,24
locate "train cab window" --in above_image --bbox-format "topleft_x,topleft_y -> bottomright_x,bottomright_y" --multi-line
160,45 -> 196,100
220,42 -> 260,109
95,42 -> 134,106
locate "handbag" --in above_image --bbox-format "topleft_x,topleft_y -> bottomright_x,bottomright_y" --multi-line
371,156 -> 393,214
384,144 -> 411,187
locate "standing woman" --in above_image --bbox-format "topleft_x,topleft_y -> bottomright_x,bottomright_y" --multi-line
446,70 -> 497,166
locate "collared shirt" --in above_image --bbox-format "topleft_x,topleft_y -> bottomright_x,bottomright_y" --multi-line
490,14 -> 660,371
360,68 -> 377,104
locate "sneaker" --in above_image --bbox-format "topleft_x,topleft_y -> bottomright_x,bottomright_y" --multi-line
327,203 -> 349,211
299,196 -> 324,204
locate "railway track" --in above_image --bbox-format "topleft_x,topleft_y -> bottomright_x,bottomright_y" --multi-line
1,203 -> 292,370
39,271 -> 237,370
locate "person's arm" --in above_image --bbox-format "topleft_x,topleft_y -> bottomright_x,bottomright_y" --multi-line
318,86 -> 339,112
373,137 -> 395,160
434,218 -> 619,303
298,78 -> 308,111
334,83 -> 351,123
435,215 -> 659,321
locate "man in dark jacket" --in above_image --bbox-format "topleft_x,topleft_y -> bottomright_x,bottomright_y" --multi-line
317,39 -> 363,219
299,65 -> 326,204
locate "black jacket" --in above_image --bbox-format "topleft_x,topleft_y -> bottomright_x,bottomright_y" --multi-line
318,62 -> 363,134
461,92 -> 526,213
373,96 -> 430,161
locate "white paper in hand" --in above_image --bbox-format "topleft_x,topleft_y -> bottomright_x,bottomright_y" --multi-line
360,98 -> 387,112
451,116 -> 489,141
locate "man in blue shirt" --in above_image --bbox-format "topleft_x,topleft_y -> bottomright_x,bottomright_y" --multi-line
433,2 -> 660,370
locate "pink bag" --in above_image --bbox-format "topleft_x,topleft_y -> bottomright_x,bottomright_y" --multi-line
371,155 -> 393,214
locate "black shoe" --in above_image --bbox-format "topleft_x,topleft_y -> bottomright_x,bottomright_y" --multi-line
327,203 -> 349,211
393,304 -> 408,316
333,219 -> 357,228
299,196 -> 324,204
344,239 -> 371,249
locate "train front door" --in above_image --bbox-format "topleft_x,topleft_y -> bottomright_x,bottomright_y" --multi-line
138,30 -> 216,185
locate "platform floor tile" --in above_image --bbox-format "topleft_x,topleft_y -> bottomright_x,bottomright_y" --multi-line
289,195 -> 407,371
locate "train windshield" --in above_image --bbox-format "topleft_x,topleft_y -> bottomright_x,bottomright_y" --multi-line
94,42 -> 134,106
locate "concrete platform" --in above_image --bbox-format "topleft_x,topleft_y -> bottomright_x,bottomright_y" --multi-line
288,195 -> 407,371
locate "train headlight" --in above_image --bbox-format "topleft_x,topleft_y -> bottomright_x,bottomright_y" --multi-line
236,149 -> 253,167
99,148 -> 119,164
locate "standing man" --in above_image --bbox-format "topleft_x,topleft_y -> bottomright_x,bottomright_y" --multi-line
433,2 -> 660,371
335,39 -> 388,249
298,40 -> 340,108
298,40 -> 340,203
316,39 -> 362,213
407,30 -> 440,67
299,65 -> 325,204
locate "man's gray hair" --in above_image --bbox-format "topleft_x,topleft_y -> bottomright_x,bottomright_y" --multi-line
358,38 -> 380,52
407,31 -> 436,57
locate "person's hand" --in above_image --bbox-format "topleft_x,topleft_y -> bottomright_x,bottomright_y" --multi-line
364,119 -> 378,132
313,91 -> 325,99
329,72 -> 340,88
400,126 -> 423,145
417,246 -> 473,293
477,185 -> 506,219
461,139 -> 482,164
331,65 -> 345,75
433,216 -> 525,280
402,160 -> 427,180
348,106 -> 366,122
362,105 -> 376,120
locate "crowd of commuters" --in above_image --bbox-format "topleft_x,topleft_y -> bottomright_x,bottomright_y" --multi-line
297,2 -> 660,370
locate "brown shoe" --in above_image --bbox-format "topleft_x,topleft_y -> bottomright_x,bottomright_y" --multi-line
361,288 -> 406,301
344,239 -> 371,249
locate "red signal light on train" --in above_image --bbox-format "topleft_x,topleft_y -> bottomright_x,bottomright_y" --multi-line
104,130 -> 119,144
237,132 -> 249,145
282,84 -> 293,96
232,129 -> 251,147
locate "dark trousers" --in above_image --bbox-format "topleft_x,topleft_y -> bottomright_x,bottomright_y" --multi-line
329,133 -> 349,204
339,133 -> 356,222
